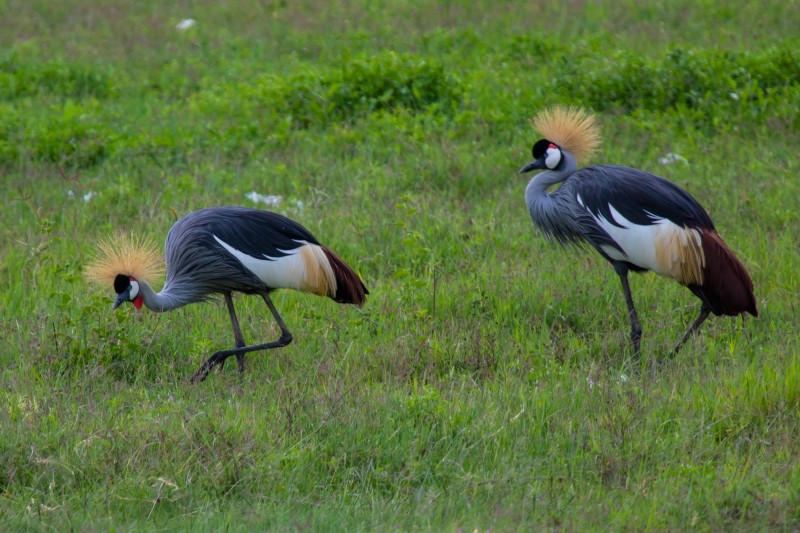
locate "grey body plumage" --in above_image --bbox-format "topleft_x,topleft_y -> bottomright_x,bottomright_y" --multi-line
525,150 -> 619,255
156,207 -> 322,306
99,206 -> 368,383
520,107 -> 756,356
525,151 -> 714,263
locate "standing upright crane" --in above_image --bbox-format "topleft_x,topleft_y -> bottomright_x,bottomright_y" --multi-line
86,206 -> 368,383
518,106 -> 757,356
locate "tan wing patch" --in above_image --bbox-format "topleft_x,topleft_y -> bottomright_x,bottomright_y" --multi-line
298,244 -> 337,297
655,225 -> 705,285
85,233 -> 164,287
533,106 -> 601,165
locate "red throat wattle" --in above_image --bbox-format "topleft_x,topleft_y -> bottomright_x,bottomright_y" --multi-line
129,277 -> 143,309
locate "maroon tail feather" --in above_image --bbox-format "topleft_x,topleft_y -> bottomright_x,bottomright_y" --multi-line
321,246 -> 368,306
688,230 -> 757,317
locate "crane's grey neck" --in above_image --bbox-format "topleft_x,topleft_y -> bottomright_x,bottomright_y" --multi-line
136,278 -> 193,312
525,150 -> 577,212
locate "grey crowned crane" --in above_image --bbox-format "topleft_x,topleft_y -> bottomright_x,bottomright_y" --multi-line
518,106 -> 757,356
87,206 -> 368,383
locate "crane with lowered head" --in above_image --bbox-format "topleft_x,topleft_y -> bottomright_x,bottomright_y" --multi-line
518,106 -> 757,356
86,206 -> 368,383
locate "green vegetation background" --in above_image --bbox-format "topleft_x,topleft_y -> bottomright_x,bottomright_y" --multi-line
1,0 -> 799,530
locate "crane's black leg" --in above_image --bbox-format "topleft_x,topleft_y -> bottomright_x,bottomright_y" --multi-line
672,305 -> 711,356
221,292 -> 247,374
615,264 -> 642,358
190,290 -> 293,384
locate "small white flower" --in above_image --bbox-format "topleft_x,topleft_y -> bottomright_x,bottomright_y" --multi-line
292,199 -> 305,211
587,376 -> 595,390
617,373 -> 628,384
175,19 -> 196,31
82,191 -> 95,202
658,152 -> 689,166
67,190 -> 75,198
729,92 -> 740,101
245,191 -> 282,208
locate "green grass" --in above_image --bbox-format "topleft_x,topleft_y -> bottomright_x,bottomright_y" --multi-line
2,0 -> 800,530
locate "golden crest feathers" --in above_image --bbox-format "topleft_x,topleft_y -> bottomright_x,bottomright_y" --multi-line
85,233 -> 165,287
533,106 -> 601,165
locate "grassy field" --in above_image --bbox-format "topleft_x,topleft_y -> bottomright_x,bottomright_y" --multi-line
2,0 -> 800,530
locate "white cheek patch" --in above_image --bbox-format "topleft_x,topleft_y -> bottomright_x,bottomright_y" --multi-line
128,279 -> 140,299
545,147 -> 561,169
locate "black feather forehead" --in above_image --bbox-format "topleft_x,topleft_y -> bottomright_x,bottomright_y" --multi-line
532,139 -> 556,159
114,274 -> 130,294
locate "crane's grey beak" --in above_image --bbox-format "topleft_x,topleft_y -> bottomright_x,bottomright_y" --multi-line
518,159 -> 546,174
112,289 -> 130,310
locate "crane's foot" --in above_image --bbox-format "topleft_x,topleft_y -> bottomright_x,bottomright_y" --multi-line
189,334 -> 292,384
631,336 -> 641,359
629,326 -> 642,360
671,339 -> 685,357
671,306 -> 711,357
671,339 -> 690,357
190,350 -> 232,384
